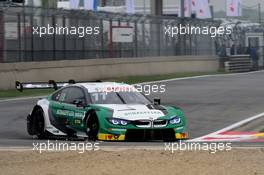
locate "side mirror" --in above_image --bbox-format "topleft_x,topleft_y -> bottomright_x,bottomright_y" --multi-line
154,98 -> 161,105
73,99 -> 85,107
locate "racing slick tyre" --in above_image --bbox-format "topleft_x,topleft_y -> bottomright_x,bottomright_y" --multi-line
86,113 -> 99,141
33,108 -> 47,139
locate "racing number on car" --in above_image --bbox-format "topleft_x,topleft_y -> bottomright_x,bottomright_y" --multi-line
91,92 -> 107,102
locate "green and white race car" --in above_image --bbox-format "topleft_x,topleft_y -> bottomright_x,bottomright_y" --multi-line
24,81 -> 188,141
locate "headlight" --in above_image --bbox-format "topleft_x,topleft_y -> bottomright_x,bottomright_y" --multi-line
109,118 -> 129,126
120,120 -> 128,126
111,119 -> 120,125
169,117 -> 181,124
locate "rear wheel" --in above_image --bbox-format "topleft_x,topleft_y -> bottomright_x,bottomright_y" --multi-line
34,108 -> 46,139
86,113 -> 99,141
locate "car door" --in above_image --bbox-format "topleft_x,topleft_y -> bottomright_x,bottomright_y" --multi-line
61,87 -> 88,130
49,87 -> 71,130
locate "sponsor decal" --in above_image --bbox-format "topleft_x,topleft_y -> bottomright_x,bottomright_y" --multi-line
56,109 -> 74,117
75,112 -> 85,118
175,126 -> 184,131
123,111 -> 163,116
175,132 -> 188,139
109,128 -> 127,132
52,130 -> 60,133
98,133 -> 125,141
113,135 -> 120,140
56,110 -> 85,118
74,119 -> 81,124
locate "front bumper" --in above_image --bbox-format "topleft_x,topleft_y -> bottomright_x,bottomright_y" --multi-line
98,117 -> 188,141
97,129 -> 188,141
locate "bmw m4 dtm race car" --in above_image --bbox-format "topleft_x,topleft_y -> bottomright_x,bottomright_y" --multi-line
16,80 -> 188,141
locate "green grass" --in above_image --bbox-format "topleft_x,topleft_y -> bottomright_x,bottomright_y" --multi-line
260,128 -> 264,132
0,71 -> 223,99
0,89 -> 54,99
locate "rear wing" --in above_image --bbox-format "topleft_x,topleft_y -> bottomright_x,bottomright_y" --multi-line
15,80 -> 102,92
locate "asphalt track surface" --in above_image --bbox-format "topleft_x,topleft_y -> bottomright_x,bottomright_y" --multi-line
1,71 -> 264,147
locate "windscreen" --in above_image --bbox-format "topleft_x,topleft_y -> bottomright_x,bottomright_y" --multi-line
90,91 -> 151,104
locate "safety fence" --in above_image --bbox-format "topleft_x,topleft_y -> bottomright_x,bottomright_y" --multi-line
0,5 -> 219,63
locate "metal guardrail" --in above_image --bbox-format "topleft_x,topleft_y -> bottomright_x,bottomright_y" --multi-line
224,55 -> 252,72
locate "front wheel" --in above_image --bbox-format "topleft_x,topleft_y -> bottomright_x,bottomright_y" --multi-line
86,114 -> 99,141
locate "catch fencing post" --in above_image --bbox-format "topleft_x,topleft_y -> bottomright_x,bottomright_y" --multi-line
30,14 -> 34,61
100,18 -> 104,58
0,10 -> 4,62
52,15 -> 56,60
134,20 -> 138,57
17,13 -> 21,62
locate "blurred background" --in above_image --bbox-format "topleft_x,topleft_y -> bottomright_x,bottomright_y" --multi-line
0,0 -> 263,69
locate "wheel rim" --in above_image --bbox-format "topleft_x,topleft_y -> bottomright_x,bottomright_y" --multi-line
91,123 -> 98,130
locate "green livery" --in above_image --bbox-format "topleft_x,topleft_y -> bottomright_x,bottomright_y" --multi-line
27,82 -> 188,141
